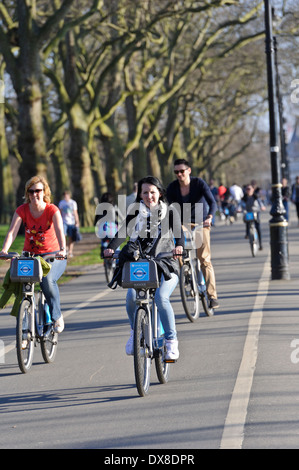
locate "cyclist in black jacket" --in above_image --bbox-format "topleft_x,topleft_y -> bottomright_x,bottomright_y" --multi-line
167,158 -> 219,309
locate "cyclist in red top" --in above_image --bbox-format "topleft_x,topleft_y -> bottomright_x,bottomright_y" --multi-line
0,176 -> 67,333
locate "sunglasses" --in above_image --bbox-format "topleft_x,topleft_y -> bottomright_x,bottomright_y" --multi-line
174,169 -> 188,175
28,188 -> 43,194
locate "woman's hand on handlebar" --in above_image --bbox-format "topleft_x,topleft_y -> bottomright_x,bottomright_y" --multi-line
56,249 -> 67,259
104,248 -> 114,258
173,245 -> 183,260
0,250 -> 9,261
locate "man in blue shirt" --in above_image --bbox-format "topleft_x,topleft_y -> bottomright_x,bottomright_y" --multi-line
167,159 -> 219,309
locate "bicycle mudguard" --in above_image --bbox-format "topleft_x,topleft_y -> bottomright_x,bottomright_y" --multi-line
122,259 -> 159,289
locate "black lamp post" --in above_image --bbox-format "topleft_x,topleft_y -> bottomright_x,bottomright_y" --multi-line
264,0 -> 290,280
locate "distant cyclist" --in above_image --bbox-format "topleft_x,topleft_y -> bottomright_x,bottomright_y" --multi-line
104,176 -> 184,361
94,192 -> 124,258
242,184 -> 266,250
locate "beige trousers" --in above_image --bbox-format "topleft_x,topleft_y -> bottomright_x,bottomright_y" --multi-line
185,224 -> 217,300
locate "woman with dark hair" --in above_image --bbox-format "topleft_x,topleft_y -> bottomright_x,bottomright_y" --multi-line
104,176 -> 184,361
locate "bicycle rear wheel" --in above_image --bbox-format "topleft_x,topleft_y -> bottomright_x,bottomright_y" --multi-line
155,345 -> 170,384
134,307 -> 151,397
35,292 -> 58,363
179,262 -> 200,322
16,299 -> 34,373
196,262 -> 214,317
249,226 -> 258,257
41,329 -> 58,363
200,292 -> 214,317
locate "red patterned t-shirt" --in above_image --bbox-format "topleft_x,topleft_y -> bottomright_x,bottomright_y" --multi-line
16,203 -> 60,254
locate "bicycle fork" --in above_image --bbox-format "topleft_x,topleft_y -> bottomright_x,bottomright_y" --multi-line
21,283 -> 35,344
136,290 -> 153,358
135,289 -> 165,360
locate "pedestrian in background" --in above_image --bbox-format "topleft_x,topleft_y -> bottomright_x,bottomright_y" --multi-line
58,190 -> 80,258
291,176 -> 299,226
281,177 -> 290,221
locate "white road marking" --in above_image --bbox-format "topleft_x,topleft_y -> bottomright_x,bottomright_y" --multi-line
0,288 -> 111,362
220,252 -> 271,449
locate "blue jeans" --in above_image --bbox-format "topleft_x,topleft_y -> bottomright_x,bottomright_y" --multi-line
126,272 -> 179,340
40,258 -> 67,321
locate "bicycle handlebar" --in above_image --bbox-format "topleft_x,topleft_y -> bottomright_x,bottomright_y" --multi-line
104,250 -> 187,260
0,251 -> 67,261
0,252 -> 19,259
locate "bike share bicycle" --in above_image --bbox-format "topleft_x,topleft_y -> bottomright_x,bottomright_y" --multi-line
97,221 -> 119,283
180,226 -> 214,322
0,251 -> 66,373
109,245 -> 178,397
243,211 -> 259,257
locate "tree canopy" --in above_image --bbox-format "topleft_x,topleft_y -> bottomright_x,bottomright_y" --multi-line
0,0 -> 298,224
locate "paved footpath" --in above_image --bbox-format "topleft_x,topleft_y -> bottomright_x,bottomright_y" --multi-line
0,208 -> 299,449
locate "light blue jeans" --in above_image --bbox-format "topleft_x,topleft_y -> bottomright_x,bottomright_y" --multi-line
126,272 -> 179,340
40,258 -> 67,321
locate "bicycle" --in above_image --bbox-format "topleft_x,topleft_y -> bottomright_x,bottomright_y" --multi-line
0,251 -> 66,373
115,248 -> 178,397
243,211 -> 259,257
101,238 -> 117,283
97,221 -> 119,283
179,226 -> 214,322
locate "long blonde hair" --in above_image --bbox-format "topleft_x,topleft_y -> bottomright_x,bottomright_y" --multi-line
24,175 -> 52,204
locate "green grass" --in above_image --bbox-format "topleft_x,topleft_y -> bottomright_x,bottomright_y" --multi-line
0,225 -> 100,264
0,224 -> 25,254
0,225 -> 102,303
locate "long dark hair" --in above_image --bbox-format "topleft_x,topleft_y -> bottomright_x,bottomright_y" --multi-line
136,176 -> 167,203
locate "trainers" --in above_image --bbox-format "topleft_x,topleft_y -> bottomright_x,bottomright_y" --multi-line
125,329 -> 134,355
165,339 -> 179,361
54,315 -> 64,333
209,298 -> 219,309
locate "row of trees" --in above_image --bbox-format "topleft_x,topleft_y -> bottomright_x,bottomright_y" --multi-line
0,0 -> 298,225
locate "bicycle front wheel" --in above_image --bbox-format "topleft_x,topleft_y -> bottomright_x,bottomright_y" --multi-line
180,262 -> 200,322
134,307 -> 151,397
104,258 -> 115,283
16,299 -> 34,373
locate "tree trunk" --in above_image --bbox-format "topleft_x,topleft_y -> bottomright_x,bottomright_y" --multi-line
68,104 -> 95,226
0,65 -> 15,223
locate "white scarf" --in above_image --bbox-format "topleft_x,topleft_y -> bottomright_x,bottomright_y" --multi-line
130,200 -> 168,241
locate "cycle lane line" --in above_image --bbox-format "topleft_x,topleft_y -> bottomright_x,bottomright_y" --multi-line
220,251 -> 271,449
0,287 -> 111,362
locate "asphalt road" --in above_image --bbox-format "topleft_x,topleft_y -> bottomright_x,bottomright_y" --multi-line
1,209 -> 299,450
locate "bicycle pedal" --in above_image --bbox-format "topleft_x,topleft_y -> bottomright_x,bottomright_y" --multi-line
164,359 -> 177,364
